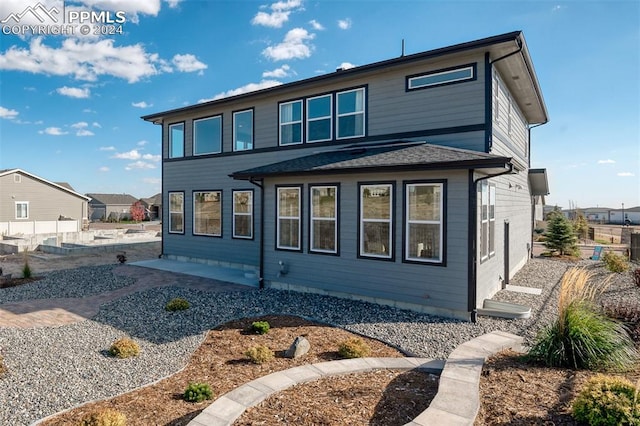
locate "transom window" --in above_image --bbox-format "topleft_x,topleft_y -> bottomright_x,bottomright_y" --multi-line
407,64 -> 475,90
168,192 -> 184,233
277,187 -> 301,250
233,109 -> 253,151
310,185 -> 338,254
15,201 -> 28,219
233,190 -> 253,239
169,123 -> 184,158
306,94 -> 332,142
337,87 -> 365,139
405,182 -> 444,263
193,115 -> 222,155
359,183 -> 393,259
279,100 -> 303,145
193,191 -> 222,236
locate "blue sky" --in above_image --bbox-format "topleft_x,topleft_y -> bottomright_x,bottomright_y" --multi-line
0,0 -> 638,209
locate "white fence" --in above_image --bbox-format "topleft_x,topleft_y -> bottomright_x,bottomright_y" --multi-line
0,220 -> 79,236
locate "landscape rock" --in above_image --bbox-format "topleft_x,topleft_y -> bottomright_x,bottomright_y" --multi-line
285,336 -> 310,359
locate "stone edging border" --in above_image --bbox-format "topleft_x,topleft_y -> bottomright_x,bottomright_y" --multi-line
188,330 -> 523,426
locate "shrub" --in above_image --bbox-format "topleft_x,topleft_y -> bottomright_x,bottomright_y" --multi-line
528,268 -> 638,371
165,297 -> 190,311
183,382 -> 213,402
78,408 -> 127,426
572,374 -> 640,425
338,337 -> 371,359
634,269 -> 640,287
245,344 -> 274,364
250,321 -> 270,335
602,251 -> 629,273
109,337 -> 140,359
22,262 -> 32,279
603,301 -> 640,344
116,253 -> 127,264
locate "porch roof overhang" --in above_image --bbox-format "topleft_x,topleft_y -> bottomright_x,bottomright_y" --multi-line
528,168 -> 550,196
229,141 -> 513,180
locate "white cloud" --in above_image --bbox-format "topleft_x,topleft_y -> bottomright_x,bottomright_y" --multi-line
125,161 -> 156,170
262,64 -> 292,78
142,153 -> 161,161
337,62 -> 356,70
262,28 -> 314,61
617,172 -> 635,177
92,122 -> 101,128
172,54 -> 207,73
251,0 -> 302,28
200,80 -> 283,102
0,106 -> 19,119
83,108 -> 96,113
71,121 -> 89,129
99,146 -> 115,151
143,177 -> 161,184
597,159 -> 615,164
56,86 -> 90,98
39,127 -> 68,135
113,149 -> 141,160
337,18 -> 352,29
98,166 -> 110,172
76,129 -> 94,136
309,19 -> 324,30
132,101 -> 153,108
164,0 -> 182,8
137,140 -> 148,146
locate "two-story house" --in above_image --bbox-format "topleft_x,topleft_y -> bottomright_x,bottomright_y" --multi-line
142,31 -> 549,321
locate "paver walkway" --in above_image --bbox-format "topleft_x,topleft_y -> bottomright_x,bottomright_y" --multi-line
0,264 -> 253,328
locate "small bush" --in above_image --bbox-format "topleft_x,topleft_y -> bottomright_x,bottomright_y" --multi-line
245,344 -> 274,364
109,337 -> 140,359
250,321 -> 270,335
634,268 -> 640,287
183,382 -> 213,402
78,408 -> 127,426
572,374 -> 640,425
116,253 -> 127,264
602,251 -> 629,273
338,337 -> 371,359
165,297 -> 190,311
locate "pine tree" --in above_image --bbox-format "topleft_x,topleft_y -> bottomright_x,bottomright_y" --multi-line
545,211 -> 578,256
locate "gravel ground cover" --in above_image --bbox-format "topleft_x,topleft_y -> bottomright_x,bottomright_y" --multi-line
0,257 -> 636,425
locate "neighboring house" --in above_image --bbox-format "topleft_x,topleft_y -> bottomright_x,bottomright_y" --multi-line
86,193 -> 139,221
610,206 -> 640,225
580,207 -> 612,223
142,31 -> 549,321
0,168 -> 90,233
529,168 -> 549,223
140,193 -> 162,221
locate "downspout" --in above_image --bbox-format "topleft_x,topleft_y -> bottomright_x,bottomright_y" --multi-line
468,164 -> 514,323
248,177 -> 265,289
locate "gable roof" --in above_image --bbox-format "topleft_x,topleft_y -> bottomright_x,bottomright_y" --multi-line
143,31 -> 547,125
141,193 -> 162,206
231,141 -> 513,180
0,168 -> 90,201
86,193 -> 139,206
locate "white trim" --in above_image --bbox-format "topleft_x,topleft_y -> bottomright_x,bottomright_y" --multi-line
336,87 -> 365,139
310,185 -> 337,254
277,187 -> 301,250
404,183 -> 443,263
168,192 -> 184,234
279,100 -> 303,146
15,201 -> 29,219
168,122 -> 185,158
306,94 -> 333,143
408,65 -> 474,90
359,184 -> 392,259
232,190 -> 253,239
233,109 -> 254,151
193,191 -> 222,237
193,115 -> 222,155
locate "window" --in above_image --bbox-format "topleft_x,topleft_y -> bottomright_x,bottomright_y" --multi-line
306,94 -> 332,142
407,64 -> 475,90
310,185 -> 338,254
405,182 -> 444,263
15,202 -> 28,219
193,191 -> 222,236
233,190 -> 253,239
168,192 -> 184,233
277,186 -> 301,250
279,100 -> 302,145
359,183 -> 393,259
193,116 -> 222,155
233,109 -> 253,151
13,174 -> 21,183
169,123 -> 184,158
337,88 -> 365,139
480,181 -> 496,260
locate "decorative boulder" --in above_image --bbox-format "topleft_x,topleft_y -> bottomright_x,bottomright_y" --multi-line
285,336 -> 310,359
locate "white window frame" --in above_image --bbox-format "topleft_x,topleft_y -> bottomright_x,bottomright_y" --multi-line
168,192 -> 184,234
489,184 -> 496,256
15,201 -> 28,219
193,191 -> 222,237
306,94 -> 332,143
168,123 -> 184,158
193,115 -> 222,155
359,183 -> 393,259
233,109 -> 254,151
279,100 -> 303,146
232,190 -> 253,239
408,65 -> 475,90
336,87 -> 365,139
277,186 -> 301,250
404,182 -> 444,263
310,185 -> 338,254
